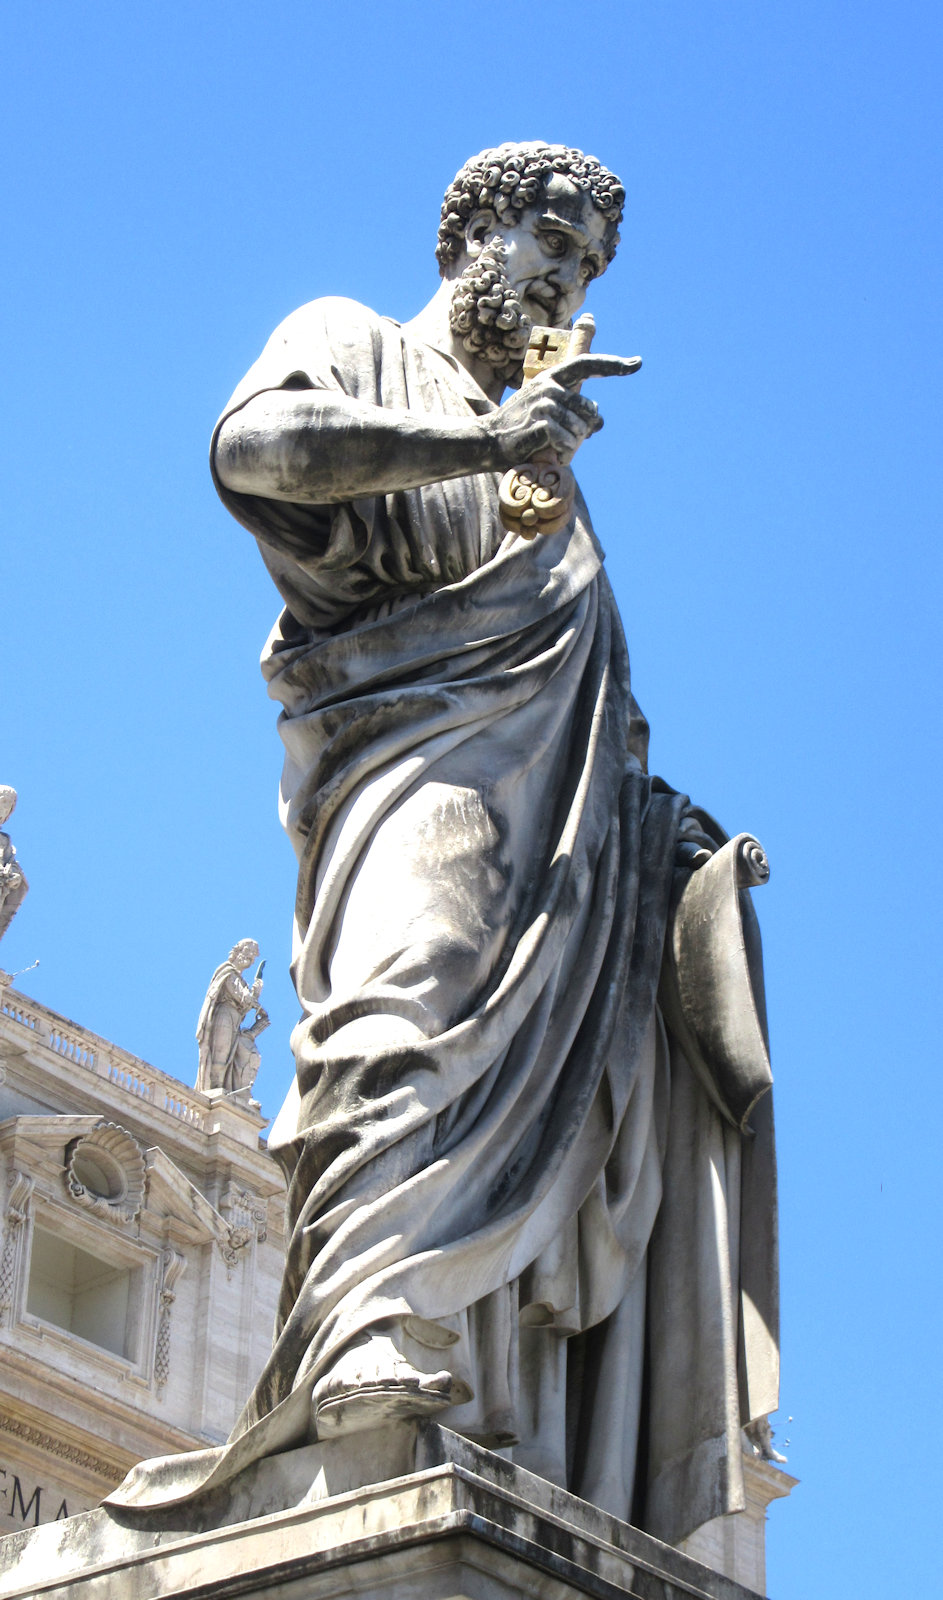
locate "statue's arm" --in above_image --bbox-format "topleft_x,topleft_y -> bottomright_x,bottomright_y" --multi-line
215,390 -> 496,502
223,970 -> 254,1009
214,356 -> 634,505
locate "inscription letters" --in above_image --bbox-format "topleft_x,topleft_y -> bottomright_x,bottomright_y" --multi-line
0,1466 -> 73,1527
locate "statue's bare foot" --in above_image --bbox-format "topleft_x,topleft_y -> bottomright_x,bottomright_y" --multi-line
313,1331 -> 462,1439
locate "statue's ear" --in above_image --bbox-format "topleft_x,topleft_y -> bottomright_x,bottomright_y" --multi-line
464,208 -> 497,257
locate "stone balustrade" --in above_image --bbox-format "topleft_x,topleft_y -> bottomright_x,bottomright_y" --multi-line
0,987 -> 208,1130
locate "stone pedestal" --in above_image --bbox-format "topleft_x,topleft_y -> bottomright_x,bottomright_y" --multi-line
0,1422 -> 771,1600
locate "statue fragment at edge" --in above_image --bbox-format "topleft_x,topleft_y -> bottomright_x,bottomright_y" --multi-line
195,939 -> 269,1095
110,143 -> 781,1547
0,788 -> 28,946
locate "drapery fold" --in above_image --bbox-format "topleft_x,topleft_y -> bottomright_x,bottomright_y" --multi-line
107,300 -> 777,1546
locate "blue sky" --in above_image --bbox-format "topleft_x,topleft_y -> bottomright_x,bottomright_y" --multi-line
2,4 -> 941,1592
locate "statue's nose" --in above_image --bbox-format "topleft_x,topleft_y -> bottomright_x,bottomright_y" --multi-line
555,256 -> 582,289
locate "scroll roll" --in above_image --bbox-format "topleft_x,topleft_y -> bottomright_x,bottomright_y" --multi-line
659,832 -> 773,1132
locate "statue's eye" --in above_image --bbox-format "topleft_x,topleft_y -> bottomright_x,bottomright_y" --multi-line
542,231 -> 568,256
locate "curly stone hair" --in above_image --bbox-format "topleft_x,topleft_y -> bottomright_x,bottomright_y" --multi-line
436,141 -> 624,275
449,236 -> 529,376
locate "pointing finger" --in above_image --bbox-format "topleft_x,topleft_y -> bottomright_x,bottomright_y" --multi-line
549,354 -> 642,389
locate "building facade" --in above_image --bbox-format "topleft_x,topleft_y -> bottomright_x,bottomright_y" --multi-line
0,980 -> 286,1533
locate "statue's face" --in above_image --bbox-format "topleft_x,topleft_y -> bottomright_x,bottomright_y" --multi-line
231,940 -> 259,970
449,175 -> 613,384
492,176 -> 610,329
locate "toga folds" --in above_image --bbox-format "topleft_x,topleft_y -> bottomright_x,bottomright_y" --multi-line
111,297 -> 778,1545
195,959 -> 259,1093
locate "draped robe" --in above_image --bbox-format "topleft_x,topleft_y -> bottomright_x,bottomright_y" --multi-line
195,960 -> 259,1092
110,297 -> 778,1545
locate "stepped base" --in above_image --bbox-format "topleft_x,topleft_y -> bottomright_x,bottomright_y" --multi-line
0,1421 -> 768,1600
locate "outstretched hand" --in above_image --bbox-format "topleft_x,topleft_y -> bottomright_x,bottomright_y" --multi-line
485,353 -> 642,468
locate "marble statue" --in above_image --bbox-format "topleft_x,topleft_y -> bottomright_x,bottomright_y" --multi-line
109,143 -> 779,1548
0,789 -> 28,945
195,939 -> 269,1094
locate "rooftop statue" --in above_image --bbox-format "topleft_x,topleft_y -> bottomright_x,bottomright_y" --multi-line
110,142 -> 779,1547
0,788 -> 28,946
195,939 -> 269,1094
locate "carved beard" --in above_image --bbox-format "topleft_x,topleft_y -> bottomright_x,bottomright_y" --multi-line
448,236 -> 531,385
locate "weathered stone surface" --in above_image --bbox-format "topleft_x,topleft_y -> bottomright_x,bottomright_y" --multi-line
680,1453 -> 797,1595
195,940 -> 268,1095
0,983 -> 286,1525
0,791 -> 27,947
0,1421 -> 767,1600
164,140 -> 782,1554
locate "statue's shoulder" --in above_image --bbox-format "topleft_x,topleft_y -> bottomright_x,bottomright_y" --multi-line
268,296 -> 388,349
217,301 -> 397,440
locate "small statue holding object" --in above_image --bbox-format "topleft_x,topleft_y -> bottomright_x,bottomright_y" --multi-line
195,939 -> 269,1094
0,788 -> 28,946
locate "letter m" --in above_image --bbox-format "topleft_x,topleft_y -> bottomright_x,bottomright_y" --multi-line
10,1475 -> 41,1525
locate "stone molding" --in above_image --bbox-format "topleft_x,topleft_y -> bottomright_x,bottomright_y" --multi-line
0,1172 -> 32,1328
144,1149 -> 261,1271
0,1341 -> 215,1474
0,1119 -> 271,1295
0,1422 -> 767,1600
0,1414 -> 116,1482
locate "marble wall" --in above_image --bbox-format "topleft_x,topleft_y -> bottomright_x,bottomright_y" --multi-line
0,983 -> 287,1529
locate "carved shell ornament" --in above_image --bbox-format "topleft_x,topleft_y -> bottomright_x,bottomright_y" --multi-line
65,1123 -> 146,1224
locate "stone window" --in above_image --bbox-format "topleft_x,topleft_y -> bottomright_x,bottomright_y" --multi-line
25,1227 -> 142,1360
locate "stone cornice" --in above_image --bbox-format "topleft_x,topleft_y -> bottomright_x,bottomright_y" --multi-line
0,1412 -> 119,1484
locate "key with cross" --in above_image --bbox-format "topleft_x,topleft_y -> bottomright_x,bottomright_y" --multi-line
498,314 -> 599,539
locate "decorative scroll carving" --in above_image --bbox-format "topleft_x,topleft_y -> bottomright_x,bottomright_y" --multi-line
0,1411 -> 117,1480
154,1248 -> 186,1396
498,459 -> 577,539
0,1172 -> 33,1326
64,1123 -> 146,1224
218,1184 -> 268,1270
737,836 -> 770,887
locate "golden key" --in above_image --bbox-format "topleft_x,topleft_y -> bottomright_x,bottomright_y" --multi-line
497,313 -> 596,540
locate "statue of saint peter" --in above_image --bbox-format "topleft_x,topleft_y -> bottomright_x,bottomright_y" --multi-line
111,143 -> 779,1548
